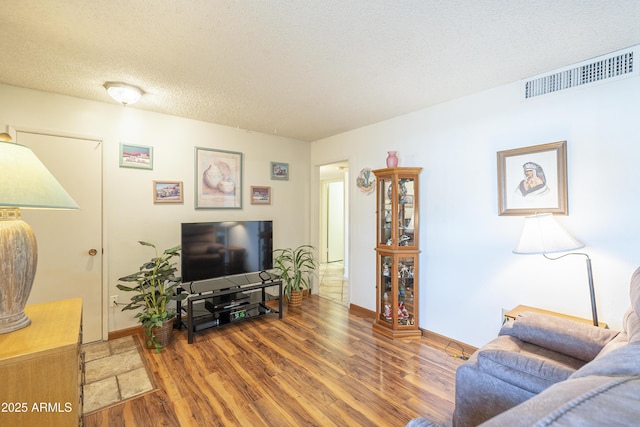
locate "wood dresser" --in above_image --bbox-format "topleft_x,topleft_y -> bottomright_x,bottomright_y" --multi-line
0,298 -> 83,426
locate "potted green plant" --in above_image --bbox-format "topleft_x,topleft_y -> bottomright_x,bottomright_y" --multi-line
272,245 -> 317,306
117,241 -> 186,352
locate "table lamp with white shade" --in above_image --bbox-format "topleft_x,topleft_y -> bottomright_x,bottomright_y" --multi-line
0,135 -> 79,333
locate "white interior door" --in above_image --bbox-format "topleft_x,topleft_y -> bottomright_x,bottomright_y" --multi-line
18,132 -> 103,343
327,181 -> 345,262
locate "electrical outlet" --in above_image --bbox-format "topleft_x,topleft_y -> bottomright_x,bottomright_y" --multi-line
501,308 -> 509,318
110,295 -> 118,307
501,308 -> 511,324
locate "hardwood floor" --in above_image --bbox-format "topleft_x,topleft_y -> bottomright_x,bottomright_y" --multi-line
85,295 -> 464,427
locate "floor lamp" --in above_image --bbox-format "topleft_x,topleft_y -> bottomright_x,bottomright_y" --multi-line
513,213 -> 599,327
0,137 -> 79,334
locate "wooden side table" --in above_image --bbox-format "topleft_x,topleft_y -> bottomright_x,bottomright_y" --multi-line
504,305 -> 608,329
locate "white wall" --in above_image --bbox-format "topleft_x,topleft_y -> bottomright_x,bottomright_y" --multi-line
311,74 -> 640,347
0,83 -> 311,334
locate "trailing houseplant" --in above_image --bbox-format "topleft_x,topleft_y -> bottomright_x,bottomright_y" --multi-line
117,241 -> 186,352
272,245 -> 317,306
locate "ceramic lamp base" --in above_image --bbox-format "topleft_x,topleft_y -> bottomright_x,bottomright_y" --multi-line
0,208 -> 37,334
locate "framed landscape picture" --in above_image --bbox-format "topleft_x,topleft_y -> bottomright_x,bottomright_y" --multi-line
153,181 -> 183,204
251,186 -> 271,205
120,143 -> 153,169
497,141 -> 567,216
195,147 -> 243,209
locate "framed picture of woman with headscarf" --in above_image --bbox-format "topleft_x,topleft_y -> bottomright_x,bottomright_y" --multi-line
497,141 -> 567,216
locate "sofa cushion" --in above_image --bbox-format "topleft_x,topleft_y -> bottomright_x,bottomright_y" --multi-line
207,243 -> 225,253
624,306 -> 640,345
453,335 -> 545,427
630,266 -> 640,317
477,349 -> 577,394
570,343 -> 640,379
184,242 -> 213,255
183,242 -> 224,255
595,330 -> 628,358
532,376 -> 640,426
480,375 -> 640,427
405,419 -> 441,427
504,312 -> 619,362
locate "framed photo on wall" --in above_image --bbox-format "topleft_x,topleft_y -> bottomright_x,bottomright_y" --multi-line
153,180 -> 183,204
270,161 -> 289,180
251,186 -> 271,205
497,141 -> 568,216
195,147 -> 243,209
119,143 -> 153,169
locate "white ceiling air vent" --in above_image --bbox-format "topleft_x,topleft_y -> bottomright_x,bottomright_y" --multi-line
524,46 -> 638,99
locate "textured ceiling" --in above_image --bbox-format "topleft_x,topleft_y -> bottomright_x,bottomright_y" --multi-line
2,1 -> 640,141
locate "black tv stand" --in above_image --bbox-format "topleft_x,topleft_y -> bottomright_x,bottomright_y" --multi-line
175,273 -> 282,344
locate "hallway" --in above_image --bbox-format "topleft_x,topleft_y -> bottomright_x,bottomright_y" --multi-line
318,261 -> 349,306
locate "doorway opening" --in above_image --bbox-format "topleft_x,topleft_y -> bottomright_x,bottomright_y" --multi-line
318,161 -> 349,306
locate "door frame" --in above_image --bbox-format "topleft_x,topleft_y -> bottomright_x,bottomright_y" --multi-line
13,125 -> 107,341
315,159 -> 350,281
320,178 -> 345,263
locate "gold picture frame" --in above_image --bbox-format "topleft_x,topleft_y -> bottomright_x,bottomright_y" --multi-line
153,181 -> 184,204
497,141 -> 567,216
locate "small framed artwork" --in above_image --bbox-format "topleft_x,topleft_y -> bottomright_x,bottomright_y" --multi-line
153,181 -> 183,204
497,141 -> 568,216
120,143 -> 153,169
251,186 -> 271,205
195,147 -> 243,209
270,162 -> 289,180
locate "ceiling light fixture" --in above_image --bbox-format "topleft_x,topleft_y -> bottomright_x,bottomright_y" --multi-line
103,81 -> 144,105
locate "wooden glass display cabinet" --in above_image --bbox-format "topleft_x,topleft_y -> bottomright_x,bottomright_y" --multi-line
372,167 -> 422,339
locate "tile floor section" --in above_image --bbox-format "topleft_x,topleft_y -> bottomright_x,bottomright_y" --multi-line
318,261 -> 349,306
81,335 -> 155,414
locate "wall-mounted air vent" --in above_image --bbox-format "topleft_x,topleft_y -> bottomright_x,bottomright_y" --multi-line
524,47 -> 637,99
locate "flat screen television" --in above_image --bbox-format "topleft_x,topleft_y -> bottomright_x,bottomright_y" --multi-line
180,220 -> 273,284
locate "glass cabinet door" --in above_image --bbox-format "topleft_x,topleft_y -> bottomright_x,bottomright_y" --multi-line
378,253 -> 417,327
378,177 -> 392,246
378,254 -> 393,324
397,178 -> 416,248
378,175 -> 417,248
397,255 -> 416,326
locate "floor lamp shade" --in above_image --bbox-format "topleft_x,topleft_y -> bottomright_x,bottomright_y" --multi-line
0,141 -> 79,333
513,213 -> 584,254
512,213 -> 600,326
